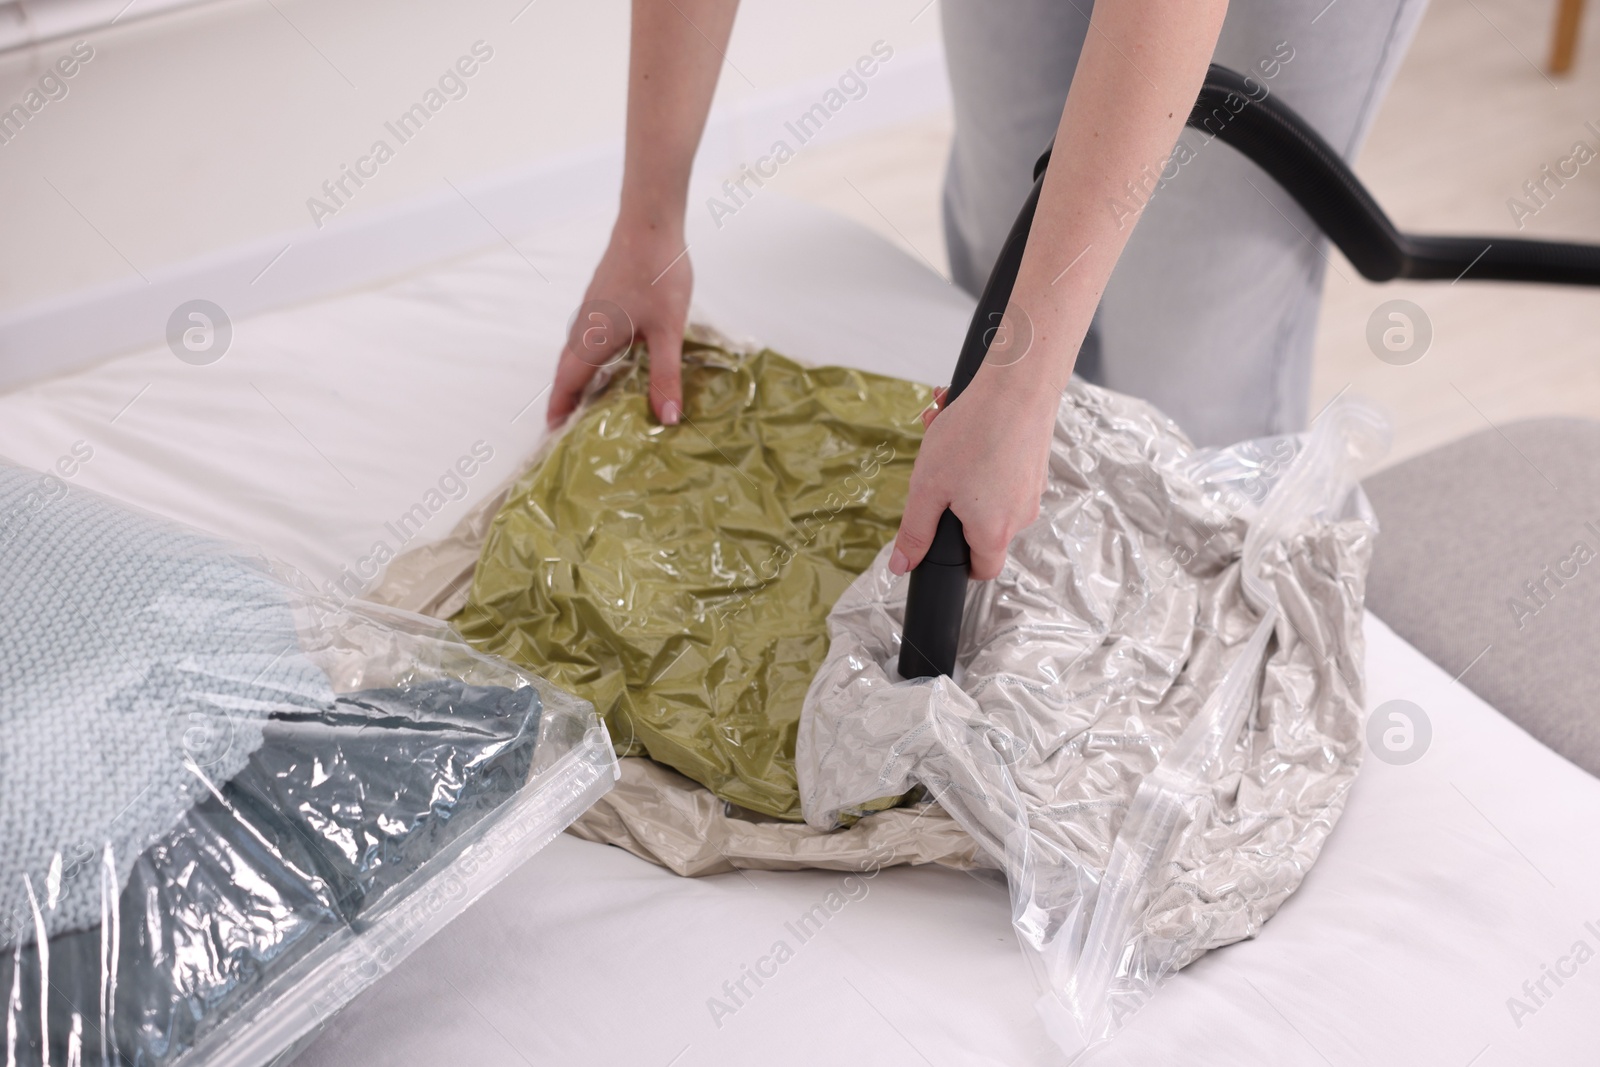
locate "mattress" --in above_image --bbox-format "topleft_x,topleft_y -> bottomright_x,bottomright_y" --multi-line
3,193 -> 1596,1064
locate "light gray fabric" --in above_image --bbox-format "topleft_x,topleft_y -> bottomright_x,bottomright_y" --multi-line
940,0 -> 1430,445
1363,419 -> 1600,777
0,466 -> 334,945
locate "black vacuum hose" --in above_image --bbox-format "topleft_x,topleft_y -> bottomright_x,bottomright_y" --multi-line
897,63 -> 1600,681
895,173 -> 1047,681
1187,65 -> 1600,285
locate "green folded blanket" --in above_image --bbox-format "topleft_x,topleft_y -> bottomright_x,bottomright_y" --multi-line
455,343 -> 929,819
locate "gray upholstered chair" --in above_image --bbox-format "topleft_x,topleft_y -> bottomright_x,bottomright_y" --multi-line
1363,418 -> 1600,776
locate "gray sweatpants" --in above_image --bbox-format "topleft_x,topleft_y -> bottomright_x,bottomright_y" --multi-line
940,0 -> 1430,445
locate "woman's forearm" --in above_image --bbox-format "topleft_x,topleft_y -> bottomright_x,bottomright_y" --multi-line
975,0 -> 1229,398
548,0 -> 739,428
618,0 -> 741,236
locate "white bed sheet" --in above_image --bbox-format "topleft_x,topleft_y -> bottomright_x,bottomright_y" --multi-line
2,194 -> 1596,1065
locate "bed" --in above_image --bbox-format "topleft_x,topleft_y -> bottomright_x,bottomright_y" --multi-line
2,192 -> 1596,1065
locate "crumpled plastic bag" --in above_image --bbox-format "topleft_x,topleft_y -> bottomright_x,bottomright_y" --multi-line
798,379 -> 1385,1051
455,342 -> 931,820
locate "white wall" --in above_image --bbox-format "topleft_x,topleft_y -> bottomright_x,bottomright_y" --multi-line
0,0 -> 945,314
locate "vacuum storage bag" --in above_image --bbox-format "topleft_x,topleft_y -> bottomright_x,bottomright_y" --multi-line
797,381 -> 1387,1053
0,464 -> 615,1067
456,342 -> 930,820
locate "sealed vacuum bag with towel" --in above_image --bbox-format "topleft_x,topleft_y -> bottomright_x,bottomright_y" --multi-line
0,464 -> 615,1067
798,381 -> 1387,1053
455,342 -> 929,821
370,333 -> 989,875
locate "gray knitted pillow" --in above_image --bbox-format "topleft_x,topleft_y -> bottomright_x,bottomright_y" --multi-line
0,465 -> 333,945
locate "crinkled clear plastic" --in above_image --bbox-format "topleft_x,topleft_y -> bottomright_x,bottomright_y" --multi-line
452,343 -> 930,822
0,463 -> 615,1067
798,382 -> 1387,1056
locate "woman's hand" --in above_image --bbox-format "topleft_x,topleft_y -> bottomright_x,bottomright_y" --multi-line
546,0 -> 740,427
889,364 -> 1060,581
547,220 -> 694,428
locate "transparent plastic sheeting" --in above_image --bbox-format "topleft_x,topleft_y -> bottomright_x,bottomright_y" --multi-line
0,463 -> 616,1067
798,382 -> 1386,1056
455,343 -> 930,821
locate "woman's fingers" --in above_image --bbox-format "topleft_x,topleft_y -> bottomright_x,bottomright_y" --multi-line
546,319 -> 686,429
547,296 -> 635,427
646,327 -> 685,425
964,518 -> 1011,581
889,474 -> 950,575
546,344 -> 598,428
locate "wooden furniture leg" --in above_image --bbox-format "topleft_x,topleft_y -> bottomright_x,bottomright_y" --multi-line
1551,0 -> 1587,75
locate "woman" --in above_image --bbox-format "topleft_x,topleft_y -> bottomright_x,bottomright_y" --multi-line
546,0 -> 1427,581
